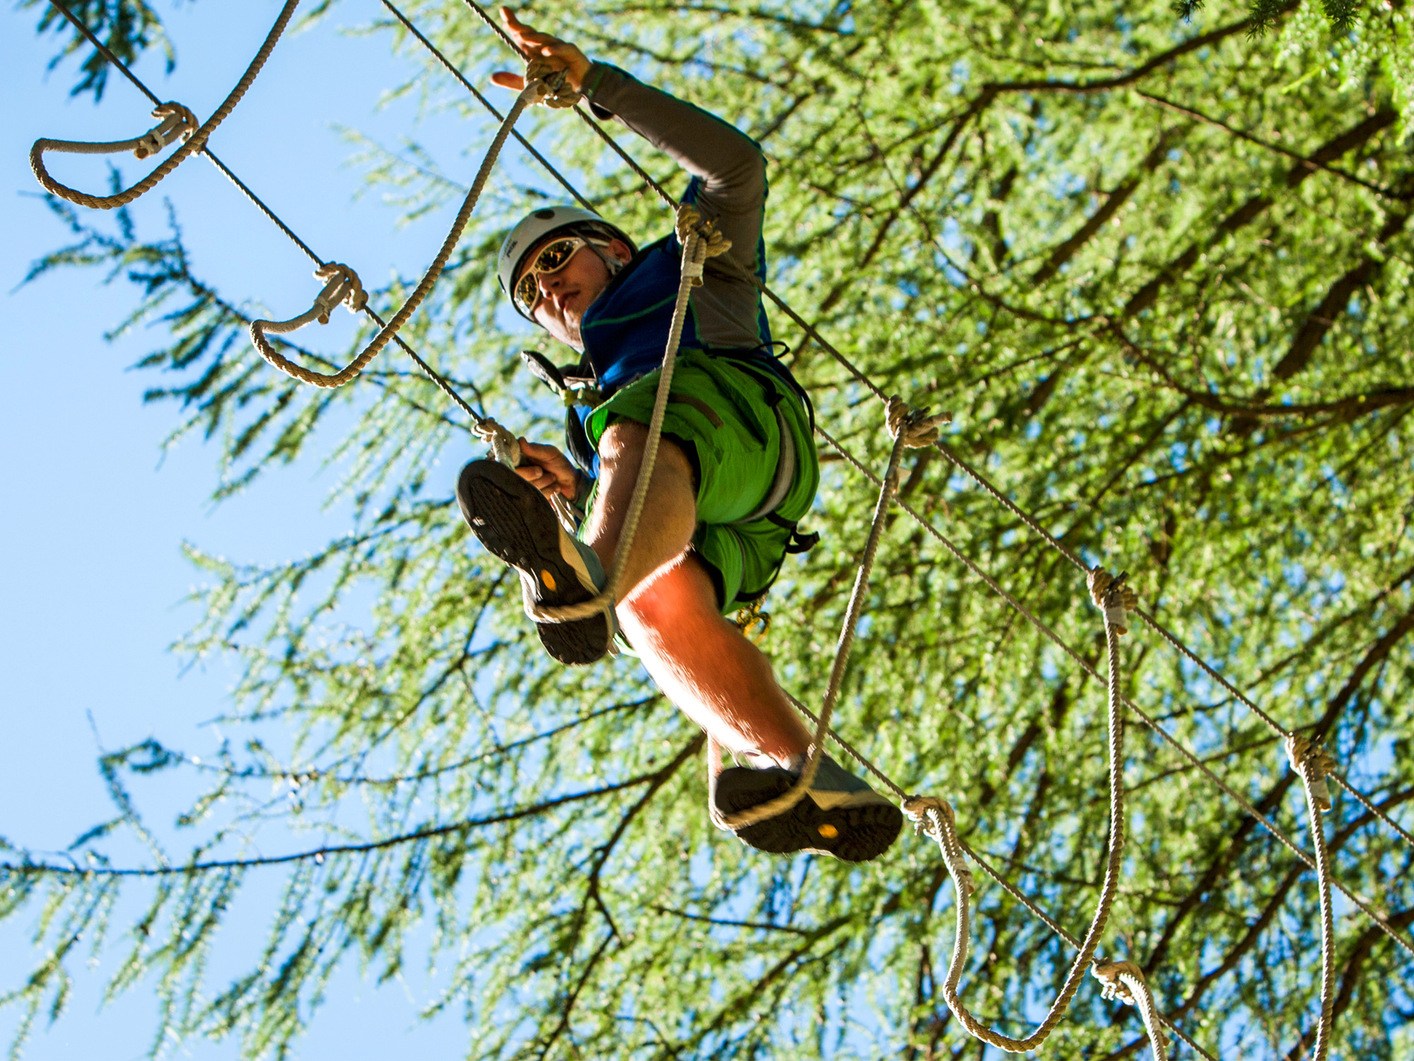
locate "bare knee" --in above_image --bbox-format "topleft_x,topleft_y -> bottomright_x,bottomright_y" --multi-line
619,556 -> 720,639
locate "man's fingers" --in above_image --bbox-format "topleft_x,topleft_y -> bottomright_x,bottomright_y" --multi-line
490,71 -> 525,91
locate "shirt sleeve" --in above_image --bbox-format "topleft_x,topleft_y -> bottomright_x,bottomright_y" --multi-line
581,63 -> 770,350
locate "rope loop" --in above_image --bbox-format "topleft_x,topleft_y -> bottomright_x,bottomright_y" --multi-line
524,58 -> 581,109
249,263 -> 374,388
30,100 -> 198,207
1088,567 -> 1137,636
1286,733 -> 1336,813
885,395 -> 951,449
30,0 -> 301,211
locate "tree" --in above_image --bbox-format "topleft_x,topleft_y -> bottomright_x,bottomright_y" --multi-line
6,0 -> 1413,1057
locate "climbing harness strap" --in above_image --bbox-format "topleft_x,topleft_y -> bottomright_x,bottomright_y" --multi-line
737,401 -> 795,524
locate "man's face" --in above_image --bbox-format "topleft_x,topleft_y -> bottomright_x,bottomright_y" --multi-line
519,235 -> 631,351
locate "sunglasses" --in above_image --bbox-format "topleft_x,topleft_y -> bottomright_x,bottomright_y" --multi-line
514,236 -> 601,316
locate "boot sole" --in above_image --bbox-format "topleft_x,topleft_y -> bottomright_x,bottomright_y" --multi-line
456,460 -> 610,666
714,766 -> 902,863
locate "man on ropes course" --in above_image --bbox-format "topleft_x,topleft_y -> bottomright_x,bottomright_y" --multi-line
457,8 -> 901,862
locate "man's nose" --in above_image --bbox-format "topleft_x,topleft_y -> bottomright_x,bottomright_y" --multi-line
538,270 -> 564,298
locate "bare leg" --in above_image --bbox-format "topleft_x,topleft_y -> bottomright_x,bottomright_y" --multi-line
581,420 -> 698,594
585,420 -> 811,763
618,554 -> 810,763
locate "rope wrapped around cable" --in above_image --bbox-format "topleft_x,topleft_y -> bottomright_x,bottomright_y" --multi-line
902,568 -> 1136,1053
1092,960 -> 1171,1061
249,74 -> 552,389
30,0 -> 300,210
710,396 -> 946,832
520,205 -> 729,627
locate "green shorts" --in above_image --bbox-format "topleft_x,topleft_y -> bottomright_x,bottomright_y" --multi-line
584,350 -> 819,613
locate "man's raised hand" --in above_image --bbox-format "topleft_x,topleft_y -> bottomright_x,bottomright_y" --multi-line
490,7 -> 592,93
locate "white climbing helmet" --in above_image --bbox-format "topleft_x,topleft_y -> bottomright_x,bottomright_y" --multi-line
497,204 -> 635,320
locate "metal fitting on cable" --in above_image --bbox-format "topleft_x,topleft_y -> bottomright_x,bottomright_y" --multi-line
1285,733 -> 1336,813
133,103 -> 198,159
1088,567 -> 1137,636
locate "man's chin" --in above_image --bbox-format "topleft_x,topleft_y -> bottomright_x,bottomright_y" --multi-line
557,315 -> 584,351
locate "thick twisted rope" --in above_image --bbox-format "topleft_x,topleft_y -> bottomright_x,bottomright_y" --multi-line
929,435 -> 1414,851
710,397 -> 944,832
1287,734 -> 1338,1060
822,421 -> 1412,960
902,570 -> 1133,1053
1092,961 -> 1171,1061
249,76 -> 547,388
30,0 -> 300,210
522,206 -> 725,627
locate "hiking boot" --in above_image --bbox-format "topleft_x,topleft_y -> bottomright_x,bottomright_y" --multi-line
456,459 -> 613,665
712,753 -> 902,862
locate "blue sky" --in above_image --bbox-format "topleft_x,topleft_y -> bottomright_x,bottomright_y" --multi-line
1,2 -> 536,1056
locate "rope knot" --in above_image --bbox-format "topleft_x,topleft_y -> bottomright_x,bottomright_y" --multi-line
524,58 -> 582,109
311,263 -> 368,324
473,418 -> 522,469
1091,959 -> 1144,1005
903,796 -> 976,897
1088,567 -> 1137,636
674,205 -> 732,285
886,396 -> 951,449
133,102 -> 197,160
1285,733 -> 1336,813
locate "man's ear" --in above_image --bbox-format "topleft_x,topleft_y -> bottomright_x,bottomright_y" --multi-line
607,238 -> 633,264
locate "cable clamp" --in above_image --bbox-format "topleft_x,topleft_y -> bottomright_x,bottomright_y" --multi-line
133,103 -> 198,159
1285,733 -> 1336,813
1088,567 -> 1137,636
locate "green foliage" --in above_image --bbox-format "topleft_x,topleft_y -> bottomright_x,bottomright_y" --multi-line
6,0 -> 1414,1058
19,0 -> 177,101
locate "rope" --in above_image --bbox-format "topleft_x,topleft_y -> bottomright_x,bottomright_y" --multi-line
792,680 -> 1220,1059
818,422 -> 1414,961
1092,960 -> 1171,1061
1287,734 -> 1338,1061
35,8 -> 1398,1056
901,570 -> 1133,1053
930,432 -> 1414,851
522,205 -> 726,628
35,0 -> 497,438
711,396 -> 944,832
30,0 -> 300,210
249,75 -> 546,388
